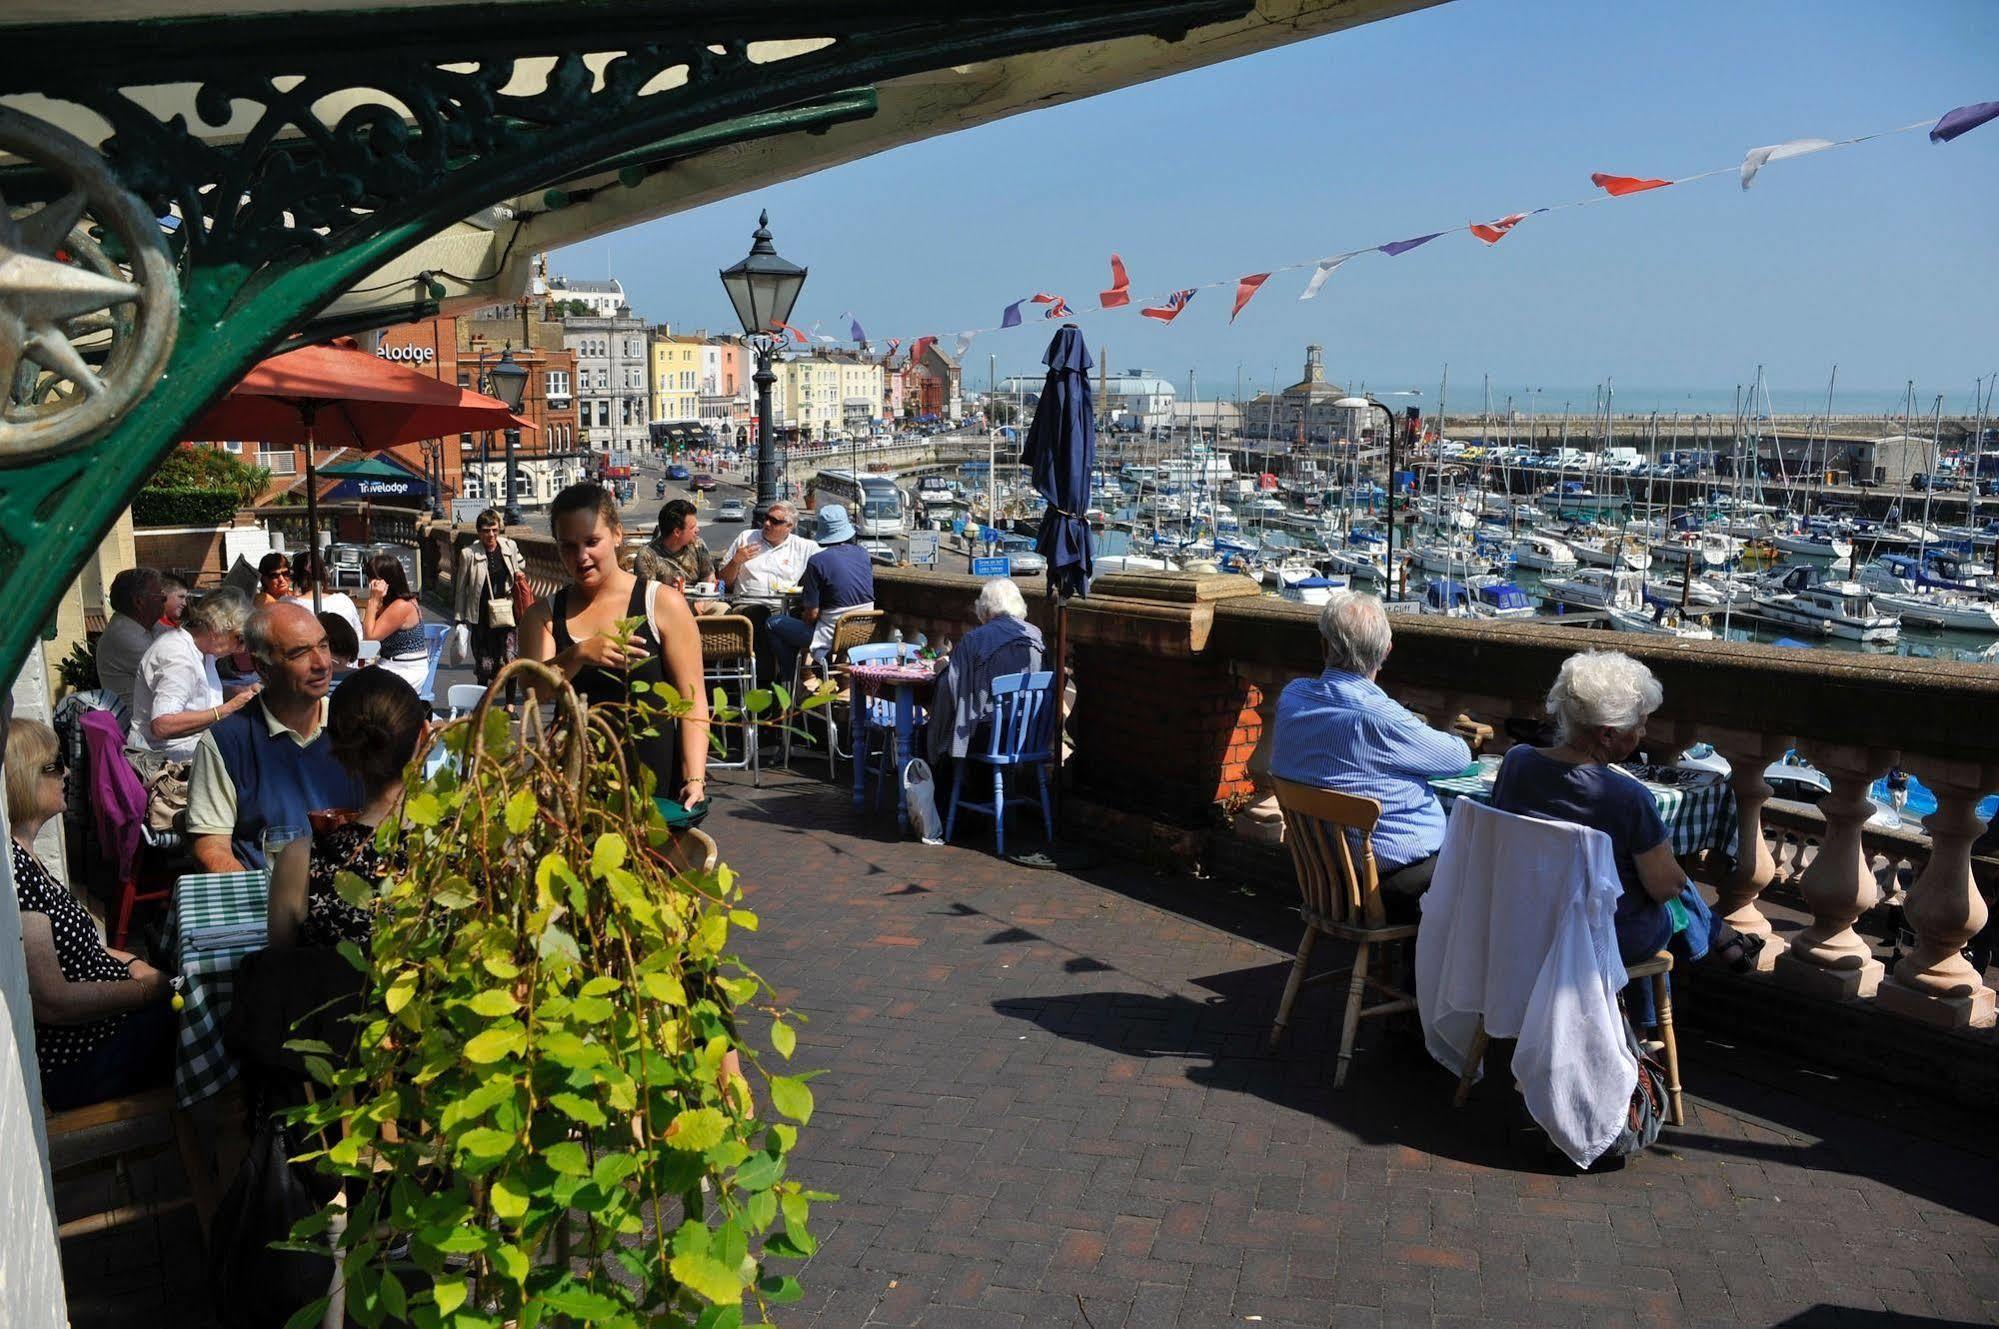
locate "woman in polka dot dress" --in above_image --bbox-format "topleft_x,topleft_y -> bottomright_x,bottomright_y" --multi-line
6,718 -> 175,1111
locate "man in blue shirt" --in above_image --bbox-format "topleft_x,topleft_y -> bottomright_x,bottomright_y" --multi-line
769,503 -> 875,680
1269,591 -> 1471,915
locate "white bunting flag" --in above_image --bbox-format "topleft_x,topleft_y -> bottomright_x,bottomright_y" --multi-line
1299,254 -> 1353,301
1739,137 -> 1836,189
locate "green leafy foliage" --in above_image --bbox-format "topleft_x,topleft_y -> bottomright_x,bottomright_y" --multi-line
130,487 -> 245,527
286,660 -> 828,1327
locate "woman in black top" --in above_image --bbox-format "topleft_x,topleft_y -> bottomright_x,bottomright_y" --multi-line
6,718 -> 174,1110
268,668 -> 424,949
519,483 -> 709,819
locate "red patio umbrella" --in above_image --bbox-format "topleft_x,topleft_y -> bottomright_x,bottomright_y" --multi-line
180,338 -> 533,608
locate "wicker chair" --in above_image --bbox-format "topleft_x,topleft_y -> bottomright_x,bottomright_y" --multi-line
697,614 -> 760,786
1268,777 -> 1420,1088
782,608 -> 883,774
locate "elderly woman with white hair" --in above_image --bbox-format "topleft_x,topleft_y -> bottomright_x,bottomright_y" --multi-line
926,578 -> 1045,765
1493,649 -> 1758,1025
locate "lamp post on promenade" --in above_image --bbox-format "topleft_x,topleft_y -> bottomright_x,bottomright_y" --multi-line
486,347 -> 529,526
719,211 -> 807,520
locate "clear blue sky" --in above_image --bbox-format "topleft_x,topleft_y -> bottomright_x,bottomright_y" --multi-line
554,0 -> 1997,417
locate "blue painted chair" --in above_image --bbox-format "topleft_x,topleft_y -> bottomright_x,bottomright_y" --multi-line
415,622 -> 450,706
945,670 -> 1056,856
848,640 -> 924,807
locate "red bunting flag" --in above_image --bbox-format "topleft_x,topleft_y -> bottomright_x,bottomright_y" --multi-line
1229,273 -> 1271,324
768,320 -> 810,344
1140,289 -> 1196,323
1470,213 -> 1527,245
907,335 -> 937,364
1100,254 -> 1131,308
1032,292 -> 1072,319
1590,171 -> 1672,197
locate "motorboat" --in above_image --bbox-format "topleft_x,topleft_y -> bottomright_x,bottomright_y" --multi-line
1769,518 -> 1854,561
1538,567 -> 1647,612
1646,528 -> 1738,568
1870,587 -> 1999,633
1419,578 -> 1536,620
1554,527 -> 1653,571
1271,572 -> 1352,607
1507,532 -> 1578,572
1644,573 -> 1727,609
1752,567 -> 1899,642
1606,602 -> 1714,640
1412,540 -> 1493,576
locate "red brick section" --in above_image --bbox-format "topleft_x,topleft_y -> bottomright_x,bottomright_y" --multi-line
1068,643 -> 1262,823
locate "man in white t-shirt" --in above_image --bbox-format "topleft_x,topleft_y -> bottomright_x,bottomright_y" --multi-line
719,501 -> 820,605
94,567 -> 166,709
718,500 -> 819,683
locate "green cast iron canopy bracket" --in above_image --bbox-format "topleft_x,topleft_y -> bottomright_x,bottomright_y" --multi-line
0,0 -> 1246,687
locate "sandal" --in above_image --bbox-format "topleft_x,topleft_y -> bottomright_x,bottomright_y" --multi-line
1707,923 -> 1766,974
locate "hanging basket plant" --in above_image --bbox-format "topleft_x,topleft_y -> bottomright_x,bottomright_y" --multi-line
284,658 -> 828,1328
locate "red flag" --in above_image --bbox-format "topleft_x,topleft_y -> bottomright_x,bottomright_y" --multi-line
768,320 -> 809,344
1590,171 -> 1671,197
1470,213 -> 1527,245
1140,289 -> 1195,323
1100,254 -> 1131,308
908,335 -> 938,364
1032,292 -> 1072,319
1229,273 -> 1270,324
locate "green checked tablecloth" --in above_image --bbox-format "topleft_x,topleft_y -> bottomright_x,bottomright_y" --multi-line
170,870 -> 269,1108
1429,763 -> 1737,858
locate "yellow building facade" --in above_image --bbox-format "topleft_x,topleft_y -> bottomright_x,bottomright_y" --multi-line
648,330 -> 704,424
775,354 -> 885,441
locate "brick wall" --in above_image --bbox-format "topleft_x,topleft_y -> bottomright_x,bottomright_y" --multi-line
133,525 -> 231,583
1067,643 -> 1261,825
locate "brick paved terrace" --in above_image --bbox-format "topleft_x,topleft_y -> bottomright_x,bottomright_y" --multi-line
709,769 -> 1999,1329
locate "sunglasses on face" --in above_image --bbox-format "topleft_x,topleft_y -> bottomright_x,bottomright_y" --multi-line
763,516 -> 793,527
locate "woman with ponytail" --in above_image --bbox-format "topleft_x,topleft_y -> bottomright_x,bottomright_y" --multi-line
267,668 -> 426,948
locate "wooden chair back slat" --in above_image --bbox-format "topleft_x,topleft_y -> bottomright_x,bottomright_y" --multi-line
1271,776 -> 1387,929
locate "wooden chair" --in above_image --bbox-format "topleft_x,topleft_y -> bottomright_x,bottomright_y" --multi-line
782,608 -> 883,774
46,1086 -> 216,1241
1268,777 -> 1420,1087
697,614 -> 760,786
1450,951 -> 1684,1129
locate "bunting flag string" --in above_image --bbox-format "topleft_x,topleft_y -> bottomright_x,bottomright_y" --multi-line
825,98 -> 1990,358
1229,273 -> 1270,323
1141,289 -> 1196,323
1099,254 -> 1131,307
1298,254 -> 1353,301
1469,213 -> 1528,245
840,311 -> 867,342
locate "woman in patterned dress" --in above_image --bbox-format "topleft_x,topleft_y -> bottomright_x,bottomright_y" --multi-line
267,668 -> 425,949
6,718 -> 174,1110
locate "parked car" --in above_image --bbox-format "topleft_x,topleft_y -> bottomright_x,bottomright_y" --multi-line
715,498 -> 747,521
666,463 -> 690,480
690,473 -> 718,492
860,540 -> 898,566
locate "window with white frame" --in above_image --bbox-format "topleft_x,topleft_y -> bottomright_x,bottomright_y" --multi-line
546,370 -> 570,398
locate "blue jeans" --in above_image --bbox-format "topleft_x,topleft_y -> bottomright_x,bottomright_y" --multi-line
1616,887 -> 1715,1028
767,614 -> 814,681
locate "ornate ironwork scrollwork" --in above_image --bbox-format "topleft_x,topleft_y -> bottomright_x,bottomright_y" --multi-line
0,106 -> 177,461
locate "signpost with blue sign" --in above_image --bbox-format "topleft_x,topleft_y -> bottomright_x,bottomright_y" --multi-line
971,556 -> 1011,578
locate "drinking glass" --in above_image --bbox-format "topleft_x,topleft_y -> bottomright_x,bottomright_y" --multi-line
261,824 -> 307,869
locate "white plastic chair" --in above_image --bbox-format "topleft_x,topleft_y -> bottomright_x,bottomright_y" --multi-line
356,640 -> 381,662
445,684 -> 485,718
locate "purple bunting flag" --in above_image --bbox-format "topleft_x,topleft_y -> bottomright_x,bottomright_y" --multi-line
1001,299 -> 1026,329
1931,100 -> 1999,143
1378,231 -> 1446,257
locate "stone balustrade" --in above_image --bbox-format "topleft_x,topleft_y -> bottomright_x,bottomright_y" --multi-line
410,539 -> 1999,1035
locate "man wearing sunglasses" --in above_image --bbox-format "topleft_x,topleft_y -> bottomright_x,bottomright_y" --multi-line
185,602 -> 364,873
717,500 -> 820,684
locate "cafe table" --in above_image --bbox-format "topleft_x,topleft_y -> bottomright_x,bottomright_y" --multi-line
846,658 -> 938,834
1429,760 -> 1737,858
169,870 -> 270,1107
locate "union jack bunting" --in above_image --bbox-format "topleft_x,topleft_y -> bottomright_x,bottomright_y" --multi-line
1032,292 -> 1071,319
1140,289 -> 1196,323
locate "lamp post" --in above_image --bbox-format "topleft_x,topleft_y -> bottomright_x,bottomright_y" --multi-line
1338,395 -> 1405,590
487,347 -> 529,526
719,210 -> 807,520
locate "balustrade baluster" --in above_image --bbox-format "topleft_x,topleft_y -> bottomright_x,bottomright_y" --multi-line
1878,761 -> 1998,1029
1774,743 -> 1895,1000
1711,731 -> 1793,971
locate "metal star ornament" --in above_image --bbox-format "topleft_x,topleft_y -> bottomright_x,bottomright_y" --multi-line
0,187 -> 141,405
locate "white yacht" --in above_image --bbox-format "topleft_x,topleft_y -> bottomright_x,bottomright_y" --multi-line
1753,568 -> 1899,642
1412,540 -> 1492,576
1555,528 -> 1652,571
1647,529 -> 1738,568
1607,603 -> 1715,640
1538,568 -> 1647,612
1507,532 -> 1578,572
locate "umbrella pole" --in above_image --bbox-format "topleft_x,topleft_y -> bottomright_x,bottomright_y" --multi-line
303,410 -> 324,614
1050,589 -> 1067,829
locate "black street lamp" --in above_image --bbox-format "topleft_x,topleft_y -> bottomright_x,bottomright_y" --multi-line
719,210 -> 806,518
1339,395 -> 1407,589
487,347 -> 530,526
